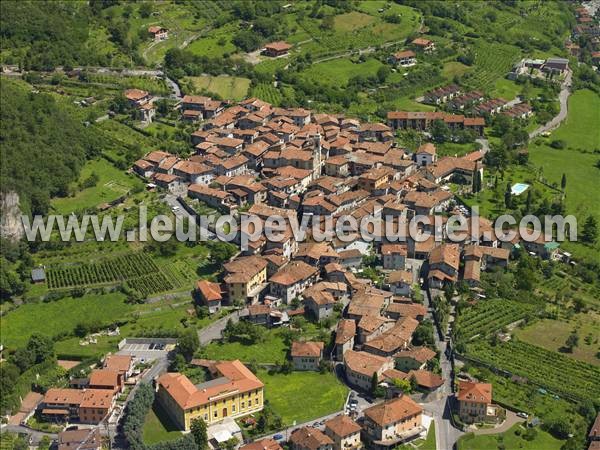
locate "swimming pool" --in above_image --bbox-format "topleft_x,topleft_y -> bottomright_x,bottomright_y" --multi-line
511,183 -> 530,196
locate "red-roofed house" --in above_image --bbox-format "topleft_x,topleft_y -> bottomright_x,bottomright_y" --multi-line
457,381 -> 493,423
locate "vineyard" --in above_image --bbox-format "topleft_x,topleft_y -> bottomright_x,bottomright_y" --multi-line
466,340 -> 600,402
467,41 -> 521,90
45,252 -> 189,297
251,83 -> 283,105
453,299 -> 537,342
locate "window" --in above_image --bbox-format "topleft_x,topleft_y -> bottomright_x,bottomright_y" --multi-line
232,405 -> 236,412
255,398 -> 259,405
242,402 -> 245,408
204,414 -> 208,420
214,411 -> 218,418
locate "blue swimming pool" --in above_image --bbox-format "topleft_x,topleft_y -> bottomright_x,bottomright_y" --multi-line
511,183 -> 530,195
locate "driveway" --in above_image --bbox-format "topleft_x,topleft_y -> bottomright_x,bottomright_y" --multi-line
198,308 -> 247,345
529,69 -> 572,139
473,410 -> 525,435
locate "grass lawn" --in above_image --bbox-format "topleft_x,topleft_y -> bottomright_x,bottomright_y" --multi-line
457,424 -> 563,450
203,330 -> 289,364
51,158 -> 143,214
528,89 -> 600,263
186,22 -> 238,58
514,312 -> 600,366
397,422 -> 436,450
0,293 -> 131,349
143,402 -> 182,445
443,61 -> 472,79
302,57 -> 384,87
183,75 -> 251,101
436,142 -> 480,157
258,369 -> 348,425
490,78 -> 522,100
333,11 -> 375,32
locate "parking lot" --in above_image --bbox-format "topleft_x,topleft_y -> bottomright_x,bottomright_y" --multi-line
117,338 -> 176,362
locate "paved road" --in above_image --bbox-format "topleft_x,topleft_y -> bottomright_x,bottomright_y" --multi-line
198,308 -> 246,345
422,287 -> 464,450
163,194 -> 216,239
529,69 -> 572,139
0,425 -> 57,445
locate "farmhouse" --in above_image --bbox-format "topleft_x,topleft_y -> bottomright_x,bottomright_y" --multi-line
264,41 -> 292,57
411,37 -> 435,53
196,279 -> 223,313
291,341 -> 324,371
390,50 -> 416,67
148,26 -> 168,41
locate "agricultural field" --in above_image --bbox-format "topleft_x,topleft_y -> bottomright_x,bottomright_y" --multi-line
86,74 -> 171,96
466,340 -> 600,402
535,271 -> 600,310
333,11 -> 375,32
514,313 -> 600,366
182,75 -> 250,101
465,41 -> 521,91
258,369 -> 348,425
250,83 -> 283,106
458,424 -> 563,450
442,61 -> 472,80
453,299 -> 538,342
45,252 -> 182,297
185,22 -> 239,58
51,158 -> 143,215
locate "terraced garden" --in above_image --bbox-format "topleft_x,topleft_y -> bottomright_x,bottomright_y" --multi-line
466,41 -> 521,90
466,340 -> 600,402
453,299 -> 538,342
251,83 -> 283,105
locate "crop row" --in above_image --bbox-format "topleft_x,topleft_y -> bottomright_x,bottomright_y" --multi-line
47,252 -> 160,289
454,299 -> 535,341
467,340 -> 600,401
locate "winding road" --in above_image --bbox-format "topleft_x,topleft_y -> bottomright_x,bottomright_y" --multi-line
529,69 -> 572,139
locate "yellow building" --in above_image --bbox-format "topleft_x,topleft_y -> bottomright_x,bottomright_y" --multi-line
157,360 -> 264,431
223,256 -> 268,304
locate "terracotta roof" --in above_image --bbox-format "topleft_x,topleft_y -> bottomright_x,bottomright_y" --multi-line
291,341 -> 324,358
248,304 -> 271,316
124,89 -> 149,101
335,319 -> 356,345
429,244 -> 460,270
324,415 -> 361,437
412,38 -> 433,46
417,143 -> 436,155
88,369 -> 120,388
457,381 -> 492,404
224,256 -> 268,284
344,350 -> 392,378
144,150 -> 172,163
386,302 -> 426,319
363,395 -> 422,427
265,41 -> 292,52
158,360 -> 264,411
80,389 -> 114,409
381,244 -> 407,256
103,355 -> 132,373
386,270 -> 412,285
407,369 -> 444,389
240,439 -> 283,450
58,428 -> 101,450
270,261 -> 318,286
363,317 -> 419,354
394,346 -> 436,363
394,50 -> 416,59
196,279 -> 223,302
44,388 -> 84,406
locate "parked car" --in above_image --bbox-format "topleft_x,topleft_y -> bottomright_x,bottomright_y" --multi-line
517,412 -> 529,419
273,434 -> 284,441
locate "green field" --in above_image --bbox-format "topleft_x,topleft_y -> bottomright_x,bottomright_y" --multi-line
458,424 -> 563,450
301,57 -> 384,87
514,313 -> 600,366
143,403 -> 182,445
186,22 -> 238,58
442,62 -> 472,79
528,90 -> 600,262
183,75 -> 250,101
51,158 -> 143,214
0,293 -> 132,349
259,369 -> 348,425
203,330 -> 289,364
333,11 -> 375,32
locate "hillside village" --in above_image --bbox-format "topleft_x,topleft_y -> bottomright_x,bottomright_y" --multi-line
2,1 -> 600,450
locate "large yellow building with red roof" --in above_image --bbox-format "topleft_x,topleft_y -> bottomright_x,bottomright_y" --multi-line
157,360 -> 264,430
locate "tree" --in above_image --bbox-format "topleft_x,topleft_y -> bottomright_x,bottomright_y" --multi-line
564,331 -> 579,352
472,170 -> 482,193
177,329 -> 200,361
504,182 -> 513,209
561,173 -> 567,190
371,372 -> 379,394
190,418 -> 208,450
392,377 -> 412,393
139,2 -> 153,18
430,119 -> 450,143
412,319 -> 435,346
525,189 -> 532,213
582,215 -> 598,244
377,65 -> 391,83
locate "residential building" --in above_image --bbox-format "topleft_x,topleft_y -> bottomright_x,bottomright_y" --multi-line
291,341 -> 324,371
381,244 -> 407,270
385,271 -> 413,297
361,395 -> 423,449
411,38 -> 435,52
415,143 -> 436,167
223,256 -> 268,304
148,26 -> 168,41
335,319 -> 356,361
240,439 -> 283,450
57,428 -> 102,450
269,260 -> 318,303
264,41 -> 292,57
196,279 -> 223,313
156,360 -> 264,430
290,427 -> 334,450
362,317 -> 419,357
103,355 -> 134,381
343,350 -> 394,392
394,347 -> 437,371
324,415 -> 362,450
390,50 -> 416,67
457,381 -> 493,424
